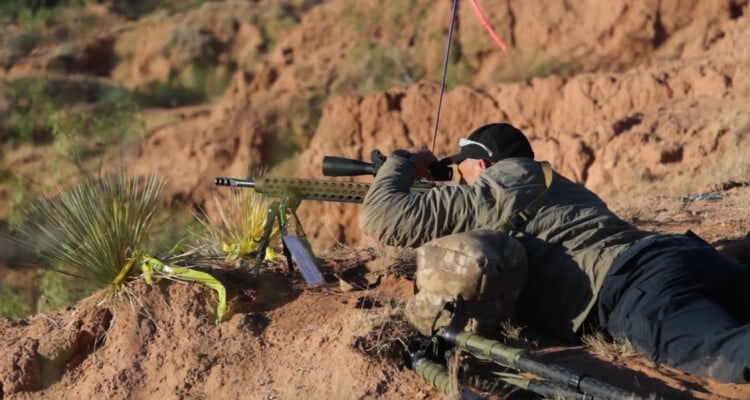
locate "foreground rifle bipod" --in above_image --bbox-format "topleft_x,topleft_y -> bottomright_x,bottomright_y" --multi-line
214,178 -> 324,287
436,327 -> 647,400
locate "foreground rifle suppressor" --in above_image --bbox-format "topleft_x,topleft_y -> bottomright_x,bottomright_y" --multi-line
437,327 -> 647,400
404,337 -> 589,400
214,150 -> 442,286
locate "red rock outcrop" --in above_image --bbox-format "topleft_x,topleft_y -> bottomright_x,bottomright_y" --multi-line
293,13 -> 749,247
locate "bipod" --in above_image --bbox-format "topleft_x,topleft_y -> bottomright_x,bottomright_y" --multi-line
253,193 -> 324,287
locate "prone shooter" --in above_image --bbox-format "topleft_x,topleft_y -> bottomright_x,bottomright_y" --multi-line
214,141 -> 647,399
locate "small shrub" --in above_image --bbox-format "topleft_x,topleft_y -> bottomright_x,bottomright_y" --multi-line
135,80 -> 207,108
110,0 -> 214,19
0,284 -> 32,318
1,33 -> 40,67
135,57 -> 230,108
3,78 -> 62,143
7,177 -> 31,229
254,3 -> 304,55
16,173 -> 162,289
333,44 -> 424,95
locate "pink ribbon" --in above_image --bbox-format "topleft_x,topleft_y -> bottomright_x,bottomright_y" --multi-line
468,0 -> 509,52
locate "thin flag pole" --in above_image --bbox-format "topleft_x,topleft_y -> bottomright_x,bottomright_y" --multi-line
430,0 -> 460,153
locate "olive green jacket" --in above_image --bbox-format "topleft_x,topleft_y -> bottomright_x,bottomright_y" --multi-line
360,155 -> 652,338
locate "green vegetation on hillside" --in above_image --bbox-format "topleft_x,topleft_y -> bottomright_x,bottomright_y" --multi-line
493,49 -> 579,83
0,284 -> 32,318
135,56 -> 231,108
0,0 -> 219,26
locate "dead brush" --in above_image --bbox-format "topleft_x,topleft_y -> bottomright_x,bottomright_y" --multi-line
582,331 -> 638,363
351,299 -> 417,363
367,243 -> 417,277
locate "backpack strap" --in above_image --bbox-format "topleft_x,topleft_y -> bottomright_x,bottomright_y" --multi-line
505,161 -> 554,232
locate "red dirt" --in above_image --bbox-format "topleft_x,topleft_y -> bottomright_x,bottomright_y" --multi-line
3,187 -> 750,399
3,1 -> 750,399
104,0 -> 750,248
0,266 -> 435,400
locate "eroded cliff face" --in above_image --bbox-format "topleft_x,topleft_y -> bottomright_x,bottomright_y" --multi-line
2,2 -> 750,399
290,14 -> 749,247
1,0 -> 748,247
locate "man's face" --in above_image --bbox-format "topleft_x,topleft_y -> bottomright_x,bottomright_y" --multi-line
457,158 -> 484,185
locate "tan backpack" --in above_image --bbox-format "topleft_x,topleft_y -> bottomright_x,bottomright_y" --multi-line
404,230 -> 528,336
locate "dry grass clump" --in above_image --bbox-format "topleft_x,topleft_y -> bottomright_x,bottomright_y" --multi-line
197,184 -> 280,266
318,242 -> 378,271
366,244 -> 416,277
499,319 -> 523,340
351,299 -> 416,363
582,331 -> 638,363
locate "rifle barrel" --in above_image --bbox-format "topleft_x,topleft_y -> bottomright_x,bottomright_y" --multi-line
215,177 -> 256,188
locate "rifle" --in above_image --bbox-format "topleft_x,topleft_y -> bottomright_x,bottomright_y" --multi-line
405,328 -> 647,400
214,150 -> 451,287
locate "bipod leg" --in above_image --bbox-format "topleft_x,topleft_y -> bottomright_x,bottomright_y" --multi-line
279,196 -> 324,287
277,200 -> 295,274
253,201 -> 279,275
290,207 -> 316,258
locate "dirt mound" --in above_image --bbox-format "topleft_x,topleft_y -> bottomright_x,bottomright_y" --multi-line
0,265 -> 432,399
2,189 -> 749,399
3,217 -> 750,400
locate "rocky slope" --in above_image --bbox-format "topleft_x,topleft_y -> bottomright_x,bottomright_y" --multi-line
2,1 -> 748,244
95,0 -> 748,248
2,186 -> 750,399
2,1 -> 750,399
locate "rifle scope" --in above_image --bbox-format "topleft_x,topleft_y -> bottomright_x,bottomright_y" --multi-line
322,156 -> 378,177
323,152 -> 453,181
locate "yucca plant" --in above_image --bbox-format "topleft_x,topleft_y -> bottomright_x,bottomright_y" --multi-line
19,173 -> 159,287
16,173 -> 226,322
198,180 -> 281,266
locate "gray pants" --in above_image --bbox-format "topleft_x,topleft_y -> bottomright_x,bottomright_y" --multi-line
597,233 -> 750,383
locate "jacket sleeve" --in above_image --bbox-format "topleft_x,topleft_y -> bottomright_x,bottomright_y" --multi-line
359,155 -> 491,248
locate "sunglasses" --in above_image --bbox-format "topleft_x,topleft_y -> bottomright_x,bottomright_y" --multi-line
457,138 -> 493,159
